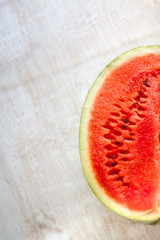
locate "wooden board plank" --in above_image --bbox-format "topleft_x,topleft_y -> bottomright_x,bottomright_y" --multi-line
1,0 -> 160,239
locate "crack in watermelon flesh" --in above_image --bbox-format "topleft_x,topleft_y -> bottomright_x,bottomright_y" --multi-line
88,54 -> 160,213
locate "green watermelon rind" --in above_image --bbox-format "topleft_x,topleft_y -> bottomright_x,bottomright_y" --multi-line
79,45 -> 160,223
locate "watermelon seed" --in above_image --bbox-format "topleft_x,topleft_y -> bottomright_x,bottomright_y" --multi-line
115,141 -> 123,146
116,176 -> 123,181
110,155 -> 117,159
106,152 -> 118,158
116,176 -> 130,187
134,95 -> 140,101
120,150 -> 130,154
123,118 -> 128,123
111,162 -> 116,166
121,125 -> 127,129
105,161 -> 117,167
143,80 -> 150,87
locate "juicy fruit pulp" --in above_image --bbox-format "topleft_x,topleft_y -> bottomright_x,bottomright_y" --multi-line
80,46 -> 160,223
89,54 -> 160,212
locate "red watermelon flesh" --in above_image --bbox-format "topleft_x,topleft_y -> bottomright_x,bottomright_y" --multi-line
80,47 -> 160,222
89,54 -> 160,213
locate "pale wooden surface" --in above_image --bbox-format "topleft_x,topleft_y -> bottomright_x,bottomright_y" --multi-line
1,0 -> 160,239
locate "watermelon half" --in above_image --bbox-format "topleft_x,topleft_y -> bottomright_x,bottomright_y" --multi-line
79,45 -> 160,223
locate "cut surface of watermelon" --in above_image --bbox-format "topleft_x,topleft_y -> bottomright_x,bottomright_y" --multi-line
79,46 -> 160,223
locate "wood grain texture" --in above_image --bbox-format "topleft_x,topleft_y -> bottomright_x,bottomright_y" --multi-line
1,0 -> 160,239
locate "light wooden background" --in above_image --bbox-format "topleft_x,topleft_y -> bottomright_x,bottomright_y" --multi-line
1,0 -> 160,239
